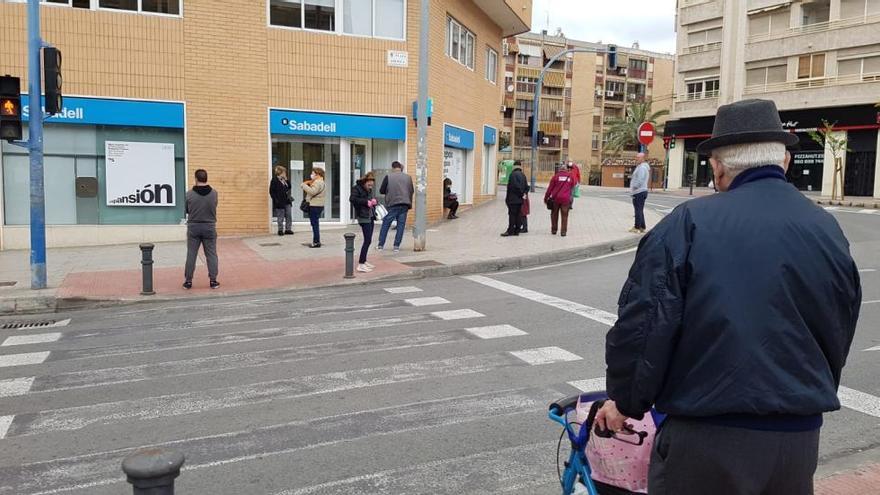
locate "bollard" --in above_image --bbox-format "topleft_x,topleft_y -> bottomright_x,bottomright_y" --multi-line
122,448 -> 185,495
688,175 -> 695,196
344,232 -> 356,279
139,243 -> 155,296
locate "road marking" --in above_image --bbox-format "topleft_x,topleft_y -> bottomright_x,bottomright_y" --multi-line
404,296 -> 450,307
838,386 -> 880,418
857,209 -> 877,214
0,351 -> 50,368
384,286 -> 423,294
4,387 -> 563,495
496,247 -> 638,274
464,275 -> 617,326
0,415 -> 13,439
5,350 -> 551,438
863,300 -> 880,305
465,324 -> 528,339
1,332 -> 62,347
859,269 -> 876,273
510,346 -> 582,365
864,345 -> 880,352
0,376 -> 35,398
431,309 -> 484,320
569,377 -> 607,393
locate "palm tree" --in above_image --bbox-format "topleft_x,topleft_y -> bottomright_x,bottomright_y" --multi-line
603,100 -> 670,157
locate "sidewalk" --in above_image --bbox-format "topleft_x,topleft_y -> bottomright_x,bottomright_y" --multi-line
0,192 -> 659,314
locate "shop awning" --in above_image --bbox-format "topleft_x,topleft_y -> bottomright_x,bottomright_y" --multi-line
543,44 -> 567,61
519,43 -> 543,58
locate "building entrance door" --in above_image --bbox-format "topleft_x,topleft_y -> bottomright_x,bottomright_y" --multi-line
271,137 -> 341,222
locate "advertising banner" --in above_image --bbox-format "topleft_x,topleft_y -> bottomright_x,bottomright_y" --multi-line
105,141 -> 176,207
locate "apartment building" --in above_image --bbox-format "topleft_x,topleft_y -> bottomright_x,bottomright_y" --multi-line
665,0 -> 880,198
499,31 -> 674,186
0,0 -> 531,249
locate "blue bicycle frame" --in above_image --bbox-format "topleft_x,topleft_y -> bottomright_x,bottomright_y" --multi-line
547,391 -> 608,495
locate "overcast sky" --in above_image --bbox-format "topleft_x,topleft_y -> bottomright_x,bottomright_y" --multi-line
530,0 -> 678,54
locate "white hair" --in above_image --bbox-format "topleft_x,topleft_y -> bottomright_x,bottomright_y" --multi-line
711,142 -> 785,172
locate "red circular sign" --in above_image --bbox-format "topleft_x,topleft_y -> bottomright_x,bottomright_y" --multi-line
637,122 -> 656,146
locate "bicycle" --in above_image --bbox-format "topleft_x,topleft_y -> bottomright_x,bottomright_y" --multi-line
548,391 -> 653,495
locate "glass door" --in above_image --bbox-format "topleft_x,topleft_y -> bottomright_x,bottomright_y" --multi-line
347,140 -> 371,222
271,137 -> 341,222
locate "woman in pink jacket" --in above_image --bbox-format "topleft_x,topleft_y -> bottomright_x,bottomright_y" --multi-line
544,164 -> 577,237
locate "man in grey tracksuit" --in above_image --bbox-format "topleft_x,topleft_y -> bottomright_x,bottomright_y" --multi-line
629,152 -> 650,234
184,169 -> 220,289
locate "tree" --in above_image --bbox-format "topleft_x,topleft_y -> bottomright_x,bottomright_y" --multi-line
808,120 -> 850,201
603,99 -> 670,156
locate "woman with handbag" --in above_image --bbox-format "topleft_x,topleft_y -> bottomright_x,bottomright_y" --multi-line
544,164 -> 576,237
270,166 -> 294,236
349,172 -> 378,273
301,167 -> 326,248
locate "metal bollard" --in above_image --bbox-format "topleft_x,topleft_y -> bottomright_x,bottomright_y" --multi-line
139,243 -> 155,296
122,448 -> 185,495
344,232 -> 356,279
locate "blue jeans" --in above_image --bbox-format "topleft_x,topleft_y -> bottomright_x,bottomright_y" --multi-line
632,191 -> 647,230
378,204 -> 409,249
309,206 -> 324,244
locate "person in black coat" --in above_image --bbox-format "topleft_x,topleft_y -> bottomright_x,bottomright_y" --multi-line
443,178 -> 459,219
349,172 -> 378,273
269,165 -> 293,236
502,162 -> 529,237
595,100 -> 862,495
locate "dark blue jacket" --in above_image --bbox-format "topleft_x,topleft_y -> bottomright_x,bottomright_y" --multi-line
606,167 -> 861,421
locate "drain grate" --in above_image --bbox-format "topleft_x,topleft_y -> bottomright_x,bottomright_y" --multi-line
400,260 -> 445,267
0,318 -> 69,330
0,281 -> 17,287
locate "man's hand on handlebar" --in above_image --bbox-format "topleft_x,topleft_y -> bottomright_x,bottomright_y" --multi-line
594,400 -> 629,433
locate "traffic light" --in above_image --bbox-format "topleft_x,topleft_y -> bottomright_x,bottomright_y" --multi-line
607,44 -> 618,70
527,115 -> 534,137
0,75 -> 22,142
43,47 -> 62,115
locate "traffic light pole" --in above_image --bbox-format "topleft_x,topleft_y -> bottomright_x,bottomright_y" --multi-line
412,0 -> 429,251
28,0 -> 47,289
530,47 -> 611,192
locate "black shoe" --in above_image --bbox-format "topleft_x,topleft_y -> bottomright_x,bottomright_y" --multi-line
183,281 -> 192,290
551,231 -> 557,235
561,232 -> 567,237
310,242 -> 321,248
209,280 -> 220,290
278,231 -> 284,236
284,230 -> 294,235
500,232 -> 518,237
520,229 -> 528,234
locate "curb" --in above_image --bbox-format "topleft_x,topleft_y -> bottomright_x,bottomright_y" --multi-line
2,237 -> 641,316
814,199 -> 880,208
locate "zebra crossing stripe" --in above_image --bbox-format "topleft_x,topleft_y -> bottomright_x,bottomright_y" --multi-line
0,351 -> 50,368
0,415 -> 13,439
510,347 -> 582,365
2,332 -> 62,347
431,309 -> 484,320
404,297 -> 451,307
0,377 -> 35,398
384,286 -> 423,294
465,325 -> 527,339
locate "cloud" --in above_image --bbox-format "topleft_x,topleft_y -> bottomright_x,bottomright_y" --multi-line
530,0 -> 677,54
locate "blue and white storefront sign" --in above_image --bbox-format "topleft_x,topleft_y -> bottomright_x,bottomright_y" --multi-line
483,125 -> 497,146
21,95 -> 185,128
270,109 -> 406,141
444,124 -> 474,150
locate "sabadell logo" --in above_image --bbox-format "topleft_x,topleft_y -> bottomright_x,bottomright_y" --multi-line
110,184 -> 174,205
281,117 -> 337,133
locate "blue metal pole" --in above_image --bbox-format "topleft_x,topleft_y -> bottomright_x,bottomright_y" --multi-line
27,0 -> 47,289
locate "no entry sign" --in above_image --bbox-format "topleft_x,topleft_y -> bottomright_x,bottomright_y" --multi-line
638,122 -> 656,146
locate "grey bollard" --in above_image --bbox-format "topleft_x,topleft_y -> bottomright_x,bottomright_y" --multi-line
139,243 -> 155,296
122,448 -> 185,495
344,232 -> 356,279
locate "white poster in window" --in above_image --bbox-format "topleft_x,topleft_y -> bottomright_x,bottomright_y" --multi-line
387,50 -> 409,67
105,141 -> 176,207
313,162 -> 326,170
290,160 -> 304,171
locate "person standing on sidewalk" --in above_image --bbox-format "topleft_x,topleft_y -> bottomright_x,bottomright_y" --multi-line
595,99 -> 861,495
301,167 -> 326,248
377,161 -> 414,252
629,153 -> 650,234
502,161 -> 528,237
183,169 -> 220,290
270,166 -> 293,236
544,164 -> 576,237
350,172 -> 378,273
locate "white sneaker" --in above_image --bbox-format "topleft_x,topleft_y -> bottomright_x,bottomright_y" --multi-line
376,245 -> 384,251
356,264 -> 373,273
364,262 -> 375,269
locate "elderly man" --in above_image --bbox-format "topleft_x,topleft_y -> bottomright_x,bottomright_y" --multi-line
629,152 -> 650,233
596,99 -> 861,494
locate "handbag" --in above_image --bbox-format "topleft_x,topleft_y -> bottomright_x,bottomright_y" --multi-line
375,204 -> 388,221
299,199 -> 310,213
545,197 -> 554,210
520,196 -> 531,216
573,184 -> 581,198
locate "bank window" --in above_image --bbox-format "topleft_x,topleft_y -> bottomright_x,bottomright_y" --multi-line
798,53 -> 826,79
99,0 -> 181,15
447,16 -> 475,70
486,47 -> 498,83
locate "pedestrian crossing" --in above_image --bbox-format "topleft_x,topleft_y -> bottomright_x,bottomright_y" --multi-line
0,279 -> 878,495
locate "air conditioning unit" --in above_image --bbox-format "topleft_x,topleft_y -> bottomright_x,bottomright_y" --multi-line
595,89 -> 604,96
606,91 -> 615,97
628,93 -> 637,100
619,68 -> 628,76
501,105 -> 507,112
502,41 -> 510,56
555,111 -> 564,118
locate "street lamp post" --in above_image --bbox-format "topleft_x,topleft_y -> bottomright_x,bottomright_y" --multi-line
27,0 -> 47,289
412,0 -> 430,251
530,47 -> 612,192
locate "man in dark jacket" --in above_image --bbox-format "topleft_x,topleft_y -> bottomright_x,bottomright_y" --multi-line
502,161 -> 529,237
596,99 -> 861,494
377,161 -> 414,253
184,169 -> 220,290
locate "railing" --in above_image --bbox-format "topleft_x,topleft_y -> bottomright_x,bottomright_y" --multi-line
748,14 -> 880,43
680,42 -> 722,55
675,90 -> 720,102
743,72 -> 880,95
681,0 -> 713,7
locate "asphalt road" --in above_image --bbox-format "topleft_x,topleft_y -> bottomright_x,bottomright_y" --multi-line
0,193 -> 877,494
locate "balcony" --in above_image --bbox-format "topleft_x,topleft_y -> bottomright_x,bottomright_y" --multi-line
748,13 -> 880,44
678,46 -> 722,72
673,93 -> 720,118
743,73 -> 880,110
680,0 -> 724,27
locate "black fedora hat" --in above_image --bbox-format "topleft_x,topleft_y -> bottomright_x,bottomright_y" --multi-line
697,99 -> 799,154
